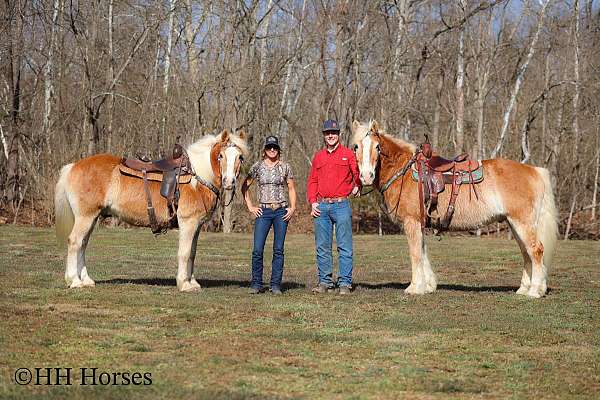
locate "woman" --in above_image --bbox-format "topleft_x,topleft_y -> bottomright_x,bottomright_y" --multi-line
242,135 -> 296,295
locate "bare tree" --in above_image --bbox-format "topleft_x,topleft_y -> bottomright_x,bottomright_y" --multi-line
455,0 -> 467,153
491,0 -> 551,158
2,0 -> 24,209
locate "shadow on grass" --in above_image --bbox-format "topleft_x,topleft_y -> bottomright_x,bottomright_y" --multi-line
97,278 -> 305,290
357,281 -> 520,293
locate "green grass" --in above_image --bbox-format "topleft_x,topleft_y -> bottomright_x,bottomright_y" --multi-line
0,225 -> 599,399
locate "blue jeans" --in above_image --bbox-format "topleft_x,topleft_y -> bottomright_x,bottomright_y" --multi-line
314,200 -> 353,288
251,207 -> 289,290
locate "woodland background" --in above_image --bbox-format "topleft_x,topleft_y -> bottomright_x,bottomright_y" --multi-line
0,0 -> 598,239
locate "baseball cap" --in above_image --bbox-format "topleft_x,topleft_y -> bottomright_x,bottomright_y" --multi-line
322,119 -> 340,133
264,135 -> 280,149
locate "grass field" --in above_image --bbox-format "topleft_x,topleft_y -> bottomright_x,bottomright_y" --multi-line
0,225 -> 599,399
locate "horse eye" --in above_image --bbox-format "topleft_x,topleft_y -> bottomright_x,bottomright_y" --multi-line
239,155 -> 244,163
218,154 -> 223,161
353,144 -> 358,152
375,144 -> 381,153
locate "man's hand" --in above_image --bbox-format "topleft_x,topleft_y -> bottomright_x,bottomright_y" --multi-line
310,202 -> 321,217
283,207 -> 295,221
248,205 -> 263,218
351,186 -> 360,197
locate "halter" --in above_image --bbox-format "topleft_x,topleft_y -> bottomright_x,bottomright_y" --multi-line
357,131 -> 420,218
192,142 -> 244,205
358,130 -> 417,195
219,142 -> 243,207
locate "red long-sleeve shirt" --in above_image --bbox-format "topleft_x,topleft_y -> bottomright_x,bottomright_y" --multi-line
306,145 -> 361,204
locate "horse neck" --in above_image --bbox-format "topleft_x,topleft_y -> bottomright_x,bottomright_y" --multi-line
375,139 -> 413,190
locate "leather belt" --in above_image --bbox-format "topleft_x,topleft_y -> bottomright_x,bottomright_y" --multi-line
318,197 -> 347,203
260,202 -> 288,210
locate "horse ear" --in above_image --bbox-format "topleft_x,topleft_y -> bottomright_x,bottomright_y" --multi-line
219,129 -> 230,143
352,120 -> 360,133
236,130 -> 246,141
371,120 -> 380,134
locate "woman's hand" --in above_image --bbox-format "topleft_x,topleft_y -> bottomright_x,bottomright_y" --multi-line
283,207 -> 295,221
248,205 -> 263,218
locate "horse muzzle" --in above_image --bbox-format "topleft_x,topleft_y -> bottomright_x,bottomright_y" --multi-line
360,171 -> 375,186
221,177 -> 236,190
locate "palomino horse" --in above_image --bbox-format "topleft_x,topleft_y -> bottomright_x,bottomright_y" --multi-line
55,129 -> 248,292
351,120 -> 558,298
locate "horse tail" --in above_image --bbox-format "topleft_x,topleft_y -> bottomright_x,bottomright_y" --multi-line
55,164 -> 75,247
535,167 -> 558,268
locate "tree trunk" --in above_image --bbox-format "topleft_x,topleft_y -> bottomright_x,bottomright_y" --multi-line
278,0 -> 307,155
222,190 -> 234,234
491,0 -> 551,158
592,128 -> 599,221
160,0 -> 177,155
541,46 -> 550,162
455,0 -> 466,153
564,193 -> 577,240
86,1 -> 100,156
107,0 -> 115,152
43,0 -> 61,157
571,0 -> 581,163
3,0 -> 24,209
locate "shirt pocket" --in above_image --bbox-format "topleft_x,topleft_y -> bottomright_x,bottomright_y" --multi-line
314,159 -> 327,171
335,159 -> 350,168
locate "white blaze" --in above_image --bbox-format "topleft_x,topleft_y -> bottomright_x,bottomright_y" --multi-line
360,135 -> 376,184
224,147 -> 239,183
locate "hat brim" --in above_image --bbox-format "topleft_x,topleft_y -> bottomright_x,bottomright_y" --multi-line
322,129 -> 340,133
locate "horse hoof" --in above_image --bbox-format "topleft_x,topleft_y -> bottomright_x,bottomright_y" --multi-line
405,284 -> 426,295
179,282 -> 201,292
516,286 -> 530,295
189,279 -> 201,289
526,286 -> 545,298
82,278 -> 96,287
69,279 -> 85,289
425,283 -> 437,293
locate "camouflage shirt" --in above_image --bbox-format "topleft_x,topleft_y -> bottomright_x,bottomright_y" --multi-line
248,160 -> 294,205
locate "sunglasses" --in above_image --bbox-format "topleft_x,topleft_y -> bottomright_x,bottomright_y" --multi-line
265,145 -> 279,151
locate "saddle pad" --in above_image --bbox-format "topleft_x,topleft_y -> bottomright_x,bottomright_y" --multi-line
118,164 -> 192,184
411,165 -> 484,184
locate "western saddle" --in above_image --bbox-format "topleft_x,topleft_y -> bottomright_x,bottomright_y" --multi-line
412,141 -> 483,232
119,144 -> 193,234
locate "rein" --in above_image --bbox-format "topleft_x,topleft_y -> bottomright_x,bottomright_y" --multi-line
374,145 -> 421,217
222,188 -> 236,207
194,174 -> 220,197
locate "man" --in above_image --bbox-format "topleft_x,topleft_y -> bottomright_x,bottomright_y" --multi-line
307,119 -> 360,295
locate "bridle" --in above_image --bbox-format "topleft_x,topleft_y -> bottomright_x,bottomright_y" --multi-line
356,131 -> 420,216
357,131 -> 416,196
219,142 -> 244,207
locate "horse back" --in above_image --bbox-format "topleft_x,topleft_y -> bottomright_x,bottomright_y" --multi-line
480,158 -> 546,217
394,158 -> 547,230
67,154 -> 121,215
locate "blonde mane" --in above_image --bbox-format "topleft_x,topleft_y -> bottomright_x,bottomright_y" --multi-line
185,131 -> 249,185
227,132 -> 249,158
186,134 -> 219,183
351,119 -> 417,154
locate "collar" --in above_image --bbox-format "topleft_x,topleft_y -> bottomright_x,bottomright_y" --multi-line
326,143 -> 340,154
